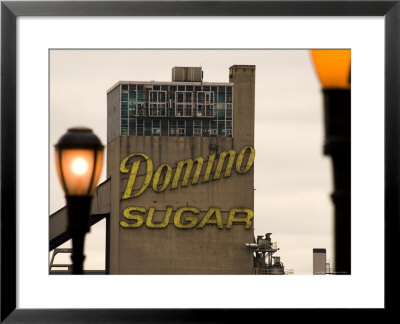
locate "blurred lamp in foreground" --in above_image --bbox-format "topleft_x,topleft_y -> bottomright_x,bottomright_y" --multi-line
311,49 -> 351,89
55,127 -> 104,274
311,49 -> 351,275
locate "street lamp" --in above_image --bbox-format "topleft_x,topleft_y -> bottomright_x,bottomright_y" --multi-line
311,49 -> 351,275
55,127 -> 104,274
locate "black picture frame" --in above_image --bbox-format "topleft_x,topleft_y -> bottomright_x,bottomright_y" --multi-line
1,0 -> 398,322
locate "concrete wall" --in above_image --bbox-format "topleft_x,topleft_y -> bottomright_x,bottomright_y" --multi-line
108,136 -> 255,274
107,86 -> 121,145
230,65 -> 255,148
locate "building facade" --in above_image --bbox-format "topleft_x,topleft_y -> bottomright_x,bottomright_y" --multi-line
106,66 -> 256,274
313,248 -> 327,275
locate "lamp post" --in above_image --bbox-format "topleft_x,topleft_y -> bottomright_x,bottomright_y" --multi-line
311,49 -> 351,275
55,127 -> 104,274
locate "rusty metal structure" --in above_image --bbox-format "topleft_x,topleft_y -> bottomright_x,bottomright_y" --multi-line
246,233 -> 285,275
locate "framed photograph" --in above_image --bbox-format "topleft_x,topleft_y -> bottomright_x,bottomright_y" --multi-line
1,0 -> 398,322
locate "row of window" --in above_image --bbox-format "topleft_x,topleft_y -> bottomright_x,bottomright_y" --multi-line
120,102 -> 232,119
121,118 -> 232,137
121,83 -> 232,93
121,90 -> 232,104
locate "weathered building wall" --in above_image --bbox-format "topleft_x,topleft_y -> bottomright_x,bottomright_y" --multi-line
107,65 -> 256,274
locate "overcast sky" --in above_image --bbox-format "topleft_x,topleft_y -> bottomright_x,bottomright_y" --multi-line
50,49 -> 333,274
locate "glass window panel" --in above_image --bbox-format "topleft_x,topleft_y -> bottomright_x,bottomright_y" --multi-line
217,109 -> 225,119
217,92 -> 225,103
144,120 -> 152,136
129,91 -> 136,100
129,84 -> 136,91
129,106 -> 136,116
194,128 -> 202,136
202,120 -> 209,137
161,120 -> 168,136
159,92 -> 166,102
186,85 -> 193,91
129,119 -> 136,135
186,126 -> 193,137
153,85 -> 160,90
218,121 -> 225,135
121,103 -> 128,118
185,92 -> 192,102
177,93 -> 184,102
161,85 -> 168,91
122,84 -> 128,90
178,86 -> 185,91
169,85 -> 176,91
121,93 -> 128,101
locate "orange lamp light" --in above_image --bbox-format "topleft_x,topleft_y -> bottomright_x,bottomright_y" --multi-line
55,127 -> 104,196
310,49 -> 351,89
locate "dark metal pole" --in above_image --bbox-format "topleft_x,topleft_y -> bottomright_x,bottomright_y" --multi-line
66,196 -> 92,274
322,89 -> 351,275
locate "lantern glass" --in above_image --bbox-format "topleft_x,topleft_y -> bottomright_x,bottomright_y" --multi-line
311,49 -> 351,89
55,148 -> 104,196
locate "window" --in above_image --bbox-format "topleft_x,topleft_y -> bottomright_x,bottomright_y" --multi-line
217,109 -> 225,119
129,119 -> 136,135
121,102 -> 128,118
161,120 -> 168,136
159,92 -> 166,102
137,119 -> 143,136
177,92 -> 184,102
144,120 -> 152,136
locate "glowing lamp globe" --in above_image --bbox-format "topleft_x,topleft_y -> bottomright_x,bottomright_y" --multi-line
311,49 -> 351,89
55,127 -> 104,197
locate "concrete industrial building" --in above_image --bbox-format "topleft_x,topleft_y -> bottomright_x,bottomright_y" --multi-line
50,65 -> 256,274
313,248 -> 327,275
107,66 -> 255,274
